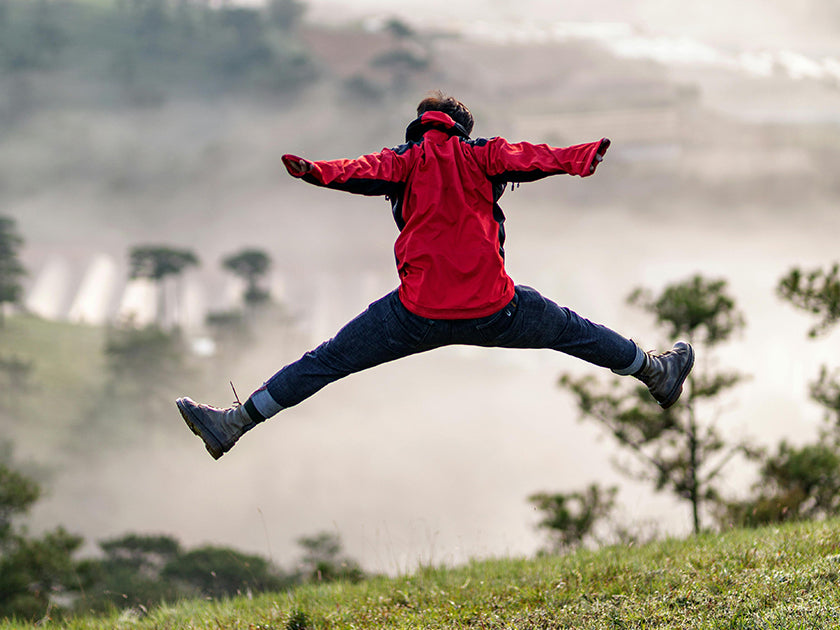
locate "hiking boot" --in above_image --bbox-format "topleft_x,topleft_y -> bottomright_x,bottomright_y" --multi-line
175,397 -> 258,460
634,341 -> 695,409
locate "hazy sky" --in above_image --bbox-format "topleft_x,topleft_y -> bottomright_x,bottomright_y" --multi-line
299,0 -> 840,53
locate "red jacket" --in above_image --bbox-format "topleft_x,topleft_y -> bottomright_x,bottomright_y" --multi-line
283,111 -> 604,319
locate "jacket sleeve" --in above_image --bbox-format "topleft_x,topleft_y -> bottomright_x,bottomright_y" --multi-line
282,148 -> 411,197
474,137 -> 606,182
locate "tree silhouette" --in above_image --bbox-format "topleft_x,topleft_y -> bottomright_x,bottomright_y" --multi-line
560,275 -> 756,534
528,483 -> 617,553
721,263 -> 840,527
129,245 -> 199,326
295,531 -> 364,583
222,248 -> 271,307
0,216 -> 25,325
0,444 -> 83,621
778,263 -> 840,338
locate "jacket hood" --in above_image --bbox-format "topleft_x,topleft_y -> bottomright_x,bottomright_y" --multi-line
405,111 -> 471,143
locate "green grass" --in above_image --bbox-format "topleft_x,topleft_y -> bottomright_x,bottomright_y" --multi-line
7,518 -> 840,629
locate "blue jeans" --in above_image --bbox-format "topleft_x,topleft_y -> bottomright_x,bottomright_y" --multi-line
263,286 -> 637,410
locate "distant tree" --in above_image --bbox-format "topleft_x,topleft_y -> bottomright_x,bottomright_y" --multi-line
780,262 -> 840,438
778,263 -> 840,428
0,216 -> 26,325
266,0 -> 306,31
296,531 -> 364,583
0,527 -> 83,621
560,275 -> 756,534
717,441 -> 840,528
0,445 -> 83,621
720,263 -> 840,528
78,534 -> 183,613
368,16 -> 430,92
778,263 -> 840,338
222,248 -> 272,307
163,545 -> 291,599
129,245 -> 199,326
383,17 -> 415,40
79,534 -> 292,614
0,448 -> 40,541
528,483 -> 617,554
99,533 -> 181,572
371,48 -> 429,92
810,366 -> 840,426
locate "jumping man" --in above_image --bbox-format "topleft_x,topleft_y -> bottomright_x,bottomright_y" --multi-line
176,92 -> 694,460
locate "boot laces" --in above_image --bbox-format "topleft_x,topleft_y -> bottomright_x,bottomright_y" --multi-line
229,381 -> 242,408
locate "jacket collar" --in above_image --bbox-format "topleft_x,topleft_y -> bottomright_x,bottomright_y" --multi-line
405,111 -> 470,142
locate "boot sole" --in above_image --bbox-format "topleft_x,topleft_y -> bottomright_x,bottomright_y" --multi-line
659,342 -> 695,409
176,397 -> 225,460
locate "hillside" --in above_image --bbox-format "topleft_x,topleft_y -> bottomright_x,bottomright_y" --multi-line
4,518 -> 840,628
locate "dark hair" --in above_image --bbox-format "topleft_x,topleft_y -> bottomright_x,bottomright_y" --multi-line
416,90 -> 474,136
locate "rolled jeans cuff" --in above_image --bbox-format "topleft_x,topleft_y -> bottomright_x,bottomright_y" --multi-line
611,343 -> 645,376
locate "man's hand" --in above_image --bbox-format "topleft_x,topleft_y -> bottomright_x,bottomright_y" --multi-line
589,138 -> 611,174
282,154 -> 313,176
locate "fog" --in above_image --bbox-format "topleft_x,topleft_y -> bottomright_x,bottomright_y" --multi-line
4,1 -> 840,574
302,0 -> 840,51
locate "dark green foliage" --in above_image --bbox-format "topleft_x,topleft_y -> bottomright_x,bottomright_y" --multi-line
296,531 -> 365,584
164,546 -> 290,599
0,449 -> 39,539
72,530 -> 363,617
222,248 -> 272,307
0,527 -> 83,621
628,274 -> 745,345
560,275 -> 755,534
529,483 -> 617,553
0,216 -> 25,321
778,263 -> 840,338
719,442 -> 840,527
811,365 -> 840,426
721,264 -> 840,529
128,245 -> 199,326
77,534 -> 295,615
0,446 -> 84,622
129,246 -> 198,283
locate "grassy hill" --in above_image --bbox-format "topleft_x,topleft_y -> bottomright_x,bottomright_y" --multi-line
0,315 -> 106,456
4,517 -> 838,629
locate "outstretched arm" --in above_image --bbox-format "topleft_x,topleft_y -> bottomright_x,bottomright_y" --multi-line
282,149 -> 410,197
477,136 -> 611,182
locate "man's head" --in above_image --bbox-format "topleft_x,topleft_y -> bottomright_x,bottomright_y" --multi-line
416,91 -> 474,136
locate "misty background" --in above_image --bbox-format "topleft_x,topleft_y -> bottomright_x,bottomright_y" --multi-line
3,0 -> 840,574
